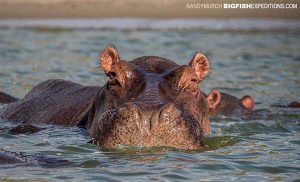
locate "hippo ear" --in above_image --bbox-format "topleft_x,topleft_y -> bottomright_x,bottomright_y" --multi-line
99,46 -> 120,74
189,52 -> 210,82
206,89 -> 221,110
240,95 -> 254,111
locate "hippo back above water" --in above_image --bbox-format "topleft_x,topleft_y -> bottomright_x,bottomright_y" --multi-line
0,46 -> 220,150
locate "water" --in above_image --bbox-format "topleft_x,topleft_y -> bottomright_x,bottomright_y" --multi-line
0,19 -> 299,181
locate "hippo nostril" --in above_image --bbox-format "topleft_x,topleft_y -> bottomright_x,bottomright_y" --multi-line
121,101 -> 143,118
119,102 -> 142,123
160,103 -> 177,113
158,103 -> 181,121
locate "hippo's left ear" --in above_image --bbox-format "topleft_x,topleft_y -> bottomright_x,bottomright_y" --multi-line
240,95 -> 254,111
100,46 -> 120,75
206,89 -> 221,110
189,52 -> 210,82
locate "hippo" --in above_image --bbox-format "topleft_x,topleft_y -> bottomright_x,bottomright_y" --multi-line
205,90 -> 255,116
0,91 -> 18,104
0,46 -> 221,150
271,101 -> 300,108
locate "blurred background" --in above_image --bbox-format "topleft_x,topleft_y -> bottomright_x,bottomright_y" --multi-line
0,0 -> 299,19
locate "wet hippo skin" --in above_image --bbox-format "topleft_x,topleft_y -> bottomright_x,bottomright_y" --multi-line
0,45 -> 221,150
8,124 -> 44,135
0,91 -> 18,104
271,101 -> 300,108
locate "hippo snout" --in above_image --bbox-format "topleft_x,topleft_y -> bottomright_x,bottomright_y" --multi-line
89,102 -> 203,149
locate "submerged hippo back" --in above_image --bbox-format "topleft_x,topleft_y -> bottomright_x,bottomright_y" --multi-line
0,79 -> 100,126
0,91 -> 18,104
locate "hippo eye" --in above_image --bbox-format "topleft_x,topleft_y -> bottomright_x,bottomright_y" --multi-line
191,78 -> 198,83
108,72 -> 117,79
107,71 -> 121,88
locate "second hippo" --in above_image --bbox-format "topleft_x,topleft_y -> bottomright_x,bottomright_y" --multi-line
206,90 -> 254,116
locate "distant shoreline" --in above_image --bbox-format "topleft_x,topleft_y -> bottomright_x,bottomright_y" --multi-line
0,0 -> 299,19
0,19 -> 299,32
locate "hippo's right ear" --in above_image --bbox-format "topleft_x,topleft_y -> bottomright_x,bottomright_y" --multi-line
100,46 -> 120,75
189,52 -> 210,82
206,89 -> 221,110
240,95 -> 254,111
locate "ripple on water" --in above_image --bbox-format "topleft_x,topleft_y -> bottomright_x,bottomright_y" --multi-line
220,121 -> 292,135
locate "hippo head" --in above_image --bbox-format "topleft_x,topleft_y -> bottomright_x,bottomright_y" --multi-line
206,90 -> 254,116
87,46 -> 220,150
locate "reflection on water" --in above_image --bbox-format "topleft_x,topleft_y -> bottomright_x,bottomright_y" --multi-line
0,19 -> 300,181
